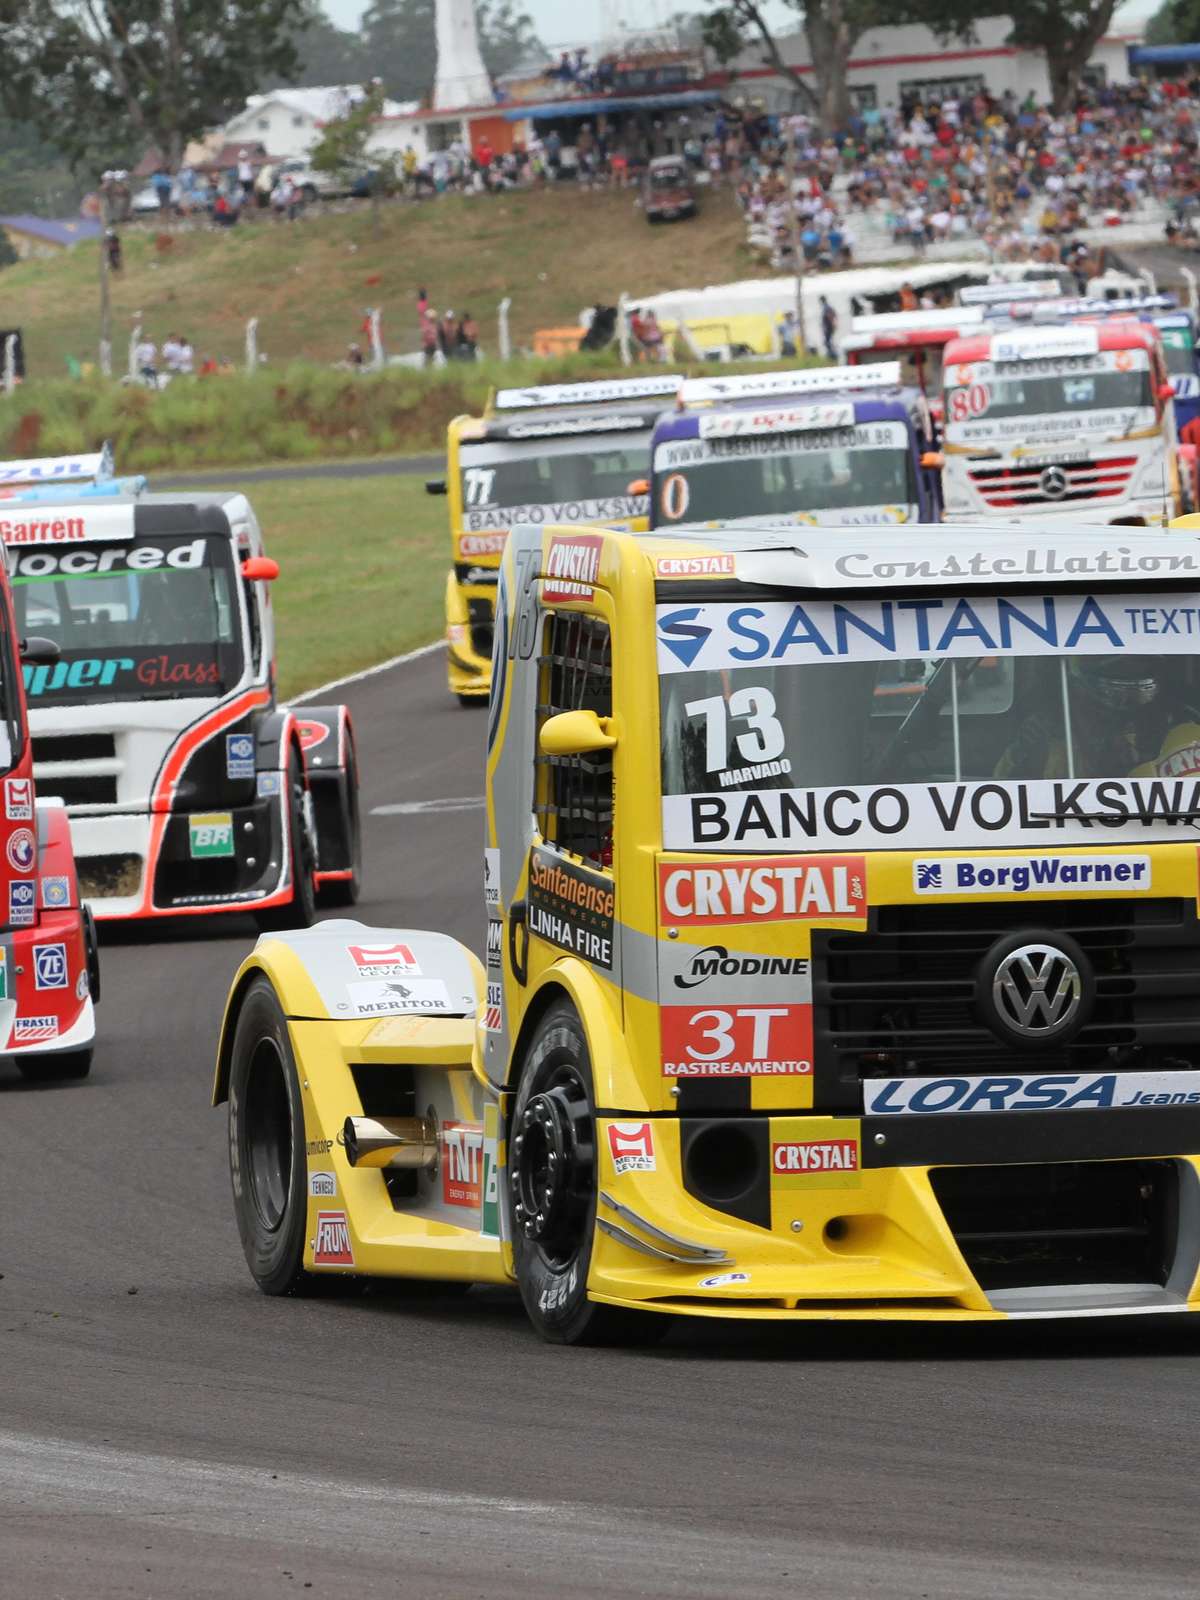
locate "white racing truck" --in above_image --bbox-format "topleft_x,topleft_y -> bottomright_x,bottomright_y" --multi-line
939,320 -> 1191,524
0,454 -> 361,926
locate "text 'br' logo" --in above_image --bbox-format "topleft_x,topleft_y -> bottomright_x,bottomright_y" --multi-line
657,607 -> 711,668
990,942 -> 1082,1042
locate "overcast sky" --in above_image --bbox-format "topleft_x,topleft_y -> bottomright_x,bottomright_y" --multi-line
320,0 -> 1159,58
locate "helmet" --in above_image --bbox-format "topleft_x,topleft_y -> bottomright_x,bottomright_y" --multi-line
1068,655 -> 1158,710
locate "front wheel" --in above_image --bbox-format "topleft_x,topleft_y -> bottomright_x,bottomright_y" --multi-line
317,740 -> 362,908
256,750 -> 317,932
228,976 -> 311,1294
509,1001 -> 660,1345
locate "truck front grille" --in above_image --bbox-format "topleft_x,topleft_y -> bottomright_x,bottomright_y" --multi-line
967,455 -> 1136,509
32,732 -> 119,806
813,898 -> 1199,1095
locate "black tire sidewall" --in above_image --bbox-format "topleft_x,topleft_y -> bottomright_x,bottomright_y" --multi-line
510,1002 -> 602,1343
228,978 -> 308,1294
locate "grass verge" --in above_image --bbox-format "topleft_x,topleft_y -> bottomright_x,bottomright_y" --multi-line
253,471 -> 446,700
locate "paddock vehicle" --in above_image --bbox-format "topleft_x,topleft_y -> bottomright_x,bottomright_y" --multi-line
428,375 -> 682,706
0,470 -> 360,925
940,320 -> 1189,524
218,518 -> 1200,1341
647,363 -> 942,529
642,156 -> 696,223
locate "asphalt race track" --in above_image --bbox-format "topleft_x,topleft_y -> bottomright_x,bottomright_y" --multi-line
4,649 -> 1200,1600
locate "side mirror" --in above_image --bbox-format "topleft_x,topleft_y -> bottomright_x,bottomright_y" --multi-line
1159,382 -> 1176,402
539,709 -> 616,756
19,636 -> 60,664
241,556 -> 279,581
627,478 -> 649,495
920,451 -> 944,469
425,478 -> 447,495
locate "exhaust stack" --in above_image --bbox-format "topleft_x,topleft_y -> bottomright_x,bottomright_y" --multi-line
343,1115 -> 438,1169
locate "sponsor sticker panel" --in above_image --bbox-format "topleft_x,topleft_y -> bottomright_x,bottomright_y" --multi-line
313,1210 -> 354,1266
41,875 -> 70,909
33,943 -> 67,990
865,1069 -> 1200,1115
226,733 -> 255,780
348,942 -> 421,978
661,1002 -> 813,1078
9,880 -> 34,926
189,813 -> 234,860
655,592 -> 1200,675
309,1171 -> 337,1197
666,780 -> 1200,853
771,1122 -> 862,1190
607,1121 -> 656,1175
347,978 -> 454,1017
12,1015 -> 57,1043
6,829 -> 35,874
913,854 -> 1151,896
658,857 -> 866,925
528,847 -> 615,968
542,532 -> 604,603
4,779 -> 31,821
442,1121 -> 483,1207
484,848 -> 501,909
661,940 -> 812,1001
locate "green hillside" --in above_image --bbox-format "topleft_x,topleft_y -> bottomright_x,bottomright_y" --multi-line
2,185 -> 758,377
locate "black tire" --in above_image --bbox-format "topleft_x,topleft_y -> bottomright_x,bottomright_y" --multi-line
317,740 -> 362,908
509,1001 -> 662,1346
16,1048 -> 92,1083
256,748 -> 317,933
83,903 -> 101,1003
228,976 -> 312,1295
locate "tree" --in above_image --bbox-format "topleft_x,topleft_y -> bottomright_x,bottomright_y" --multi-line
1143,0 -> 1199,45
309,80 -> 402,224
269,1 -> 370,88
703,0 -> 973,132
1004,0 -> 1120,113
0,0 -> 310,173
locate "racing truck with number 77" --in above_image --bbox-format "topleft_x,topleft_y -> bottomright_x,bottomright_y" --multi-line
217,515 -> 1200,1341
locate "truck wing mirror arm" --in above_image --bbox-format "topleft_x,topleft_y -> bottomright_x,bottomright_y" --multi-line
19,636 -> 59,664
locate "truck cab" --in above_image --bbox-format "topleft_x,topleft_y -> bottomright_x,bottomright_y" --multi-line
940,320 -> 1185,524
0,462 -> 360,925
648,363 -> 942,529
217,516 -> 1200,1342
432,375 -> 682,706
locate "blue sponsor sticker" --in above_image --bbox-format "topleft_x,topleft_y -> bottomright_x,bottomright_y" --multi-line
256,770 -> 282,798
226,733 -> 255,780
42,875 -> 70,909
9,879 -> 34,926
34,941 -> 67,989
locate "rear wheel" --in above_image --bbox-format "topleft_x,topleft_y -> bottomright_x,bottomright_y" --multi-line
256,749 -> 316,932
510,1001 -> 663,1345
16,1048 -> 92,1083
228,977 -> 311,1294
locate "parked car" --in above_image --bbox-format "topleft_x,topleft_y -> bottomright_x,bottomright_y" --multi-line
642,156 -> 696,222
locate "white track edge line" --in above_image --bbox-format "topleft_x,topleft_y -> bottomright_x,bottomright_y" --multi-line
287,638 -> 444,704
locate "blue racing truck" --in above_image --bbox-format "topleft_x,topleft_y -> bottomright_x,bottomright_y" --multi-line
646,363 -> 943,531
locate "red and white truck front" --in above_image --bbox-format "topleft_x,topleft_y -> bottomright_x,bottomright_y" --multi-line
940,321 -> 1187,525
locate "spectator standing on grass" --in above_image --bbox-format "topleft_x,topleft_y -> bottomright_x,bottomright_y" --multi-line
545,129 -> 562,182
237,149 -> 254,205
135,335 -> 158,385
161,331 -> 184,373
153,168 -> 172,215
105,228 -> 122,273
177,336 -> 194,376
439,310 -> 459,359
420,309 -> 439,367
819,295 -> 837,359
459,312 -> 479,359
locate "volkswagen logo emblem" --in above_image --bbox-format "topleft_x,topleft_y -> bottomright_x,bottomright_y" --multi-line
984,940 -> 1085,1046
1040,465 -> 1069,500
992,940 -> 1088,1043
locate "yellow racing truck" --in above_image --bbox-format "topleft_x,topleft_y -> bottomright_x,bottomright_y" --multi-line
428,375 -> 681,705
216,519 -> 1200,1342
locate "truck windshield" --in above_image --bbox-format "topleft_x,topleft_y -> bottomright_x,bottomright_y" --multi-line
460,432 -> 650,532
11,533 -> 242,704
945,350 -> 1154,446
657,589 -> 1200,852
653,421 -> 916,526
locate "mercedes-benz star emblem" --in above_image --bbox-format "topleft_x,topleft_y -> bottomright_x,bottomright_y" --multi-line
1040,465 -> 1069,500
991,942 -> 1082,1039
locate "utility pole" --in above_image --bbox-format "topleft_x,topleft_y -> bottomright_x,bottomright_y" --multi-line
98,186 -> 113,378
